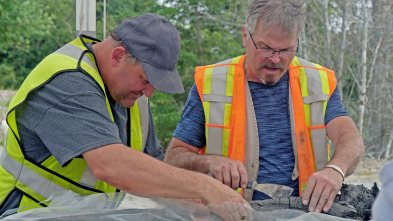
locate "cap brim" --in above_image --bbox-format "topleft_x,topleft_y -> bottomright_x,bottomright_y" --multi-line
141,62 -> 184,94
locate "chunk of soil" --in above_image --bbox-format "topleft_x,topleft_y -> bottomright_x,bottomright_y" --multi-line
249,183 -> 379,220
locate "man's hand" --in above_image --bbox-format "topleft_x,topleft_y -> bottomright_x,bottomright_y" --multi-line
208,155 -> 248,190
301,167 -> 343,213
202,177 -> 251,220
165,138 -> 249,190
208,202 -> 253,221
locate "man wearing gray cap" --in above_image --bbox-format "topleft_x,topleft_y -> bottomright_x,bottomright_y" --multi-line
0,13 -> 248,216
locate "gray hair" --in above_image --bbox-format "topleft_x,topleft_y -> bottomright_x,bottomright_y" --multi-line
109,29 -> 140,65
246,0 -> 305,39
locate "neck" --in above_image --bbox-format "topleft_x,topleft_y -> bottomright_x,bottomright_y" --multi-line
92,40 -> 112,77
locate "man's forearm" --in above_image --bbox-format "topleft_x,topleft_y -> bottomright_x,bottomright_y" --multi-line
165,145 -> 212,174
330,133 -> 364,176
327,116 -> 365,176
83,143 -> 250,206
84,144 -> 210,199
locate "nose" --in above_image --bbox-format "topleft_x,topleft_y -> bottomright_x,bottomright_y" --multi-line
142,83 -> 154,98
269,52 -> 281,64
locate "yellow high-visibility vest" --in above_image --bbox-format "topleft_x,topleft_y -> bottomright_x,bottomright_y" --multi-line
0,35 -> 149,213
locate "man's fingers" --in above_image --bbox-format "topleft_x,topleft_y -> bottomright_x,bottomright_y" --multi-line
213,172 -> 224,184
304,176 -> 325,212
230,167 -> 241,189
238,165 -> 248,188
210,160 -> 248,189
323,190 -> 338,212
222,168 -> 232,187
314,185 -> 332,213
302,176 -> 316,206
208,203 -> 252,221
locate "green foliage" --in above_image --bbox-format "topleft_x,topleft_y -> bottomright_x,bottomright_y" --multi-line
0,0 -> 75,88
0,63 -> 16,90
150,91 -> 183,149
0,0 -> 248,148
96,0 -> 162,39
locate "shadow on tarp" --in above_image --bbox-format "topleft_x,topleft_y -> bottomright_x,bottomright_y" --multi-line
1,191 -> 355,221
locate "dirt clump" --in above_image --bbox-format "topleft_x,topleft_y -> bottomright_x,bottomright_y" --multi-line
250,183 -> 379,220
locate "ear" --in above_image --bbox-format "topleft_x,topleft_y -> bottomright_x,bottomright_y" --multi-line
242,25 -> 248,47
111,46 -> 127,67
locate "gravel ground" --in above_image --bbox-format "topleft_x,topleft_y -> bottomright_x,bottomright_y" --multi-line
346,157 -> 387,186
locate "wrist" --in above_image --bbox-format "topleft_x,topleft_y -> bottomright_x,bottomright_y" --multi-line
324,164 -> 345,182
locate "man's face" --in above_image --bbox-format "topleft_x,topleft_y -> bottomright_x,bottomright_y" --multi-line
242,24 -> 298,85
107,57 -> 154,108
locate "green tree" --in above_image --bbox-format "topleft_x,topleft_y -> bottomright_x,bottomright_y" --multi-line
0,0 -> 75,89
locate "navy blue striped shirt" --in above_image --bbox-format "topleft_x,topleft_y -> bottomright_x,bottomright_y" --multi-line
172,71 -> 348,200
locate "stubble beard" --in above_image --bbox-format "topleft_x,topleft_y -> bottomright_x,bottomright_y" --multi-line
256,61 -> 285,85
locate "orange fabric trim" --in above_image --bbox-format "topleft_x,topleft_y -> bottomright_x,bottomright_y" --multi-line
228,55 -> 246,163
205,123 -> 232,129
198,146 -> 206,154
326,69 -> 336,98
195,66 -> 206,104
289,63 -> 315,197
195,66 -> 206,154
307,125 -> 326,130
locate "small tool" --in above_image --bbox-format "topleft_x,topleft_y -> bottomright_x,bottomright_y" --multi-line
246,181 -> 294,198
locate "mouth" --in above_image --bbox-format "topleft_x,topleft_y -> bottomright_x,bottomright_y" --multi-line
132,91 -> 143,97
258,63 -> 284,74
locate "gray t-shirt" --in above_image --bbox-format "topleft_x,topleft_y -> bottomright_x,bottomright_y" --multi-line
16,72 -> 163,165
0,46 -> 163,215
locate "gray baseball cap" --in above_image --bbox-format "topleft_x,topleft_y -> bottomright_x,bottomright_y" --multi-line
116,13 -> 184,94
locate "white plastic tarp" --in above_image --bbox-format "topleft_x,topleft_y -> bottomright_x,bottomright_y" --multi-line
1,191 -> 355,221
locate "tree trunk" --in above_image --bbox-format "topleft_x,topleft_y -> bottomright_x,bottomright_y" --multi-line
381,128 -> 393,160
357,1 -> 368,136
336,0 -> 349,96
195,7 -> 203,65
322,0 -> 332,68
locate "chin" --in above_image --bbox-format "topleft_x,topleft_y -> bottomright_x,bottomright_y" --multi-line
118,100 -> 136,108
257,75 -> 279,85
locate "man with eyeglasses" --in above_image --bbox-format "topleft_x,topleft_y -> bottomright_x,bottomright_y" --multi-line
165,0 -> 364,214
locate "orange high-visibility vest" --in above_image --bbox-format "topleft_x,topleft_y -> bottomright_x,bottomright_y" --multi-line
194,55 -> 336,199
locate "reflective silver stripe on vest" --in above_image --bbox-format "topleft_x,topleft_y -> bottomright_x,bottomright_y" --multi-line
54,43 -> 98,73
203,94 -> 232,103
297,58 -> 328,171
203,59 -> 232,155
79,166 -> 97,188
137,95 -> 149,152
0,149 -> 69,198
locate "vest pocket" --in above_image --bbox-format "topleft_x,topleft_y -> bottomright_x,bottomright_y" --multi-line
205,123 -> 232,156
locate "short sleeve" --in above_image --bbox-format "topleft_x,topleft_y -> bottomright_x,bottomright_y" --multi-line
325,87 -> 349,125
20,72 -> 122,166
172,84 -> 206,148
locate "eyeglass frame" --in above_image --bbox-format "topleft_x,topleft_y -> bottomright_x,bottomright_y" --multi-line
248,31 -> 299,58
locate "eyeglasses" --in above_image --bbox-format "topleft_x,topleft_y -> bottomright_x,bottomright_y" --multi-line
249,31 -> 298,59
